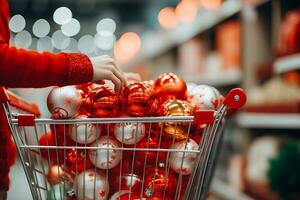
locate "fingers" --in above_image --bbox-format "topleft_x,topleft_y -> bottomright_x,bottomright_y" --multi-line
103,65 -> 126,88
105,70 -> 122,93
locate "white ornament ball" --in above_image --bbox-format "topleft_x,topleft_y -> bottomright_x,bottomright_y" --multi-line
74,170 -> 109,200
89,136 -> 122,169
246,136 -> 280,184
188,84 -> 221,110
109,190 -> 129,200
114,122 -> 146,145
69,115 -> 101,144
170,138 -> 199,175
47,86 -> 82,119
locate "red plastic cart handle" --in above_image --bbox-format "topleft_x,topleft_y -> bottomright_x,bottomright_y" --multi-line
223,88 -> 247,109
0,87 -> 41,117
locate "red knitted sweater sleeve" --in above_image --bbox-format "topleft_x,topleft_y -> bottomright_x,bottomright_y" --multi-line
0,42 -> 93,88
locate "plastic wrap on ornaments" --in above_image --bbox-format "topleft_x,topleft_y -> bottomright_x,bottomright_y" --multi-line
74,170 -> 109,200
154,73 -> 188,104
187,84 -> 222,110
47,86 -> 82,119
113,120 -> 146,145
85,85 -> 119,117
110,174 -> 142,195
47,184 -> 67,200
89,136 -> 122,169
69,115 -> 101,144
170,138 -> 199,175
76,82 -> 95,98
121,82 -> 158,117
157,99 -> 194,140
143,163 -> 178,199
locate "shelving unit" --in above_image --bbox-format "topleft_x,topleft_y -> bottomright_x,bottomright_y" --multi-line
183,70 -> 242,87
127,0 -> 271,68
236,112 -> 300,129
274,53 -> 300,74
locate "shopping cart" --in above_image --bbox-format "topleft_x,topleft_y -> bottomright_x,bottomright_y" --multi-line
0,86 -> 246,200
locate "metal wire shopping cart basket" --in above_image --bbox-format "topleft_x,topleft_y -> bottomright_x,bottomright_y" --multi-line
0,87 -> 246,200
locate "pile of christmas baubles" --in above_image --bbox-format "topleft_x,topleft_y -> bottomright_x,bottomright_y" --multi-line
40,73 -> 224,200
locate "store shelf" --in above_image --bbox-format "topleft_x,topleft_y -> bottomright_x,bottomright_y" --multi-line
274,53 -> 300,74
237,113 -> 300,129
210,178 -> 254,200
183,70 -> 242,87
125,0 -> 271,68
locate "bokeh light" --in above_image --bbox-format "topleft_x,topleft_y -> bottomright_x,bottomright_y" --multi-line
176,1 -> 198,23
78,34 -> 95,54
94,33 -> 116,50
61,18 -> 80,37
200,0 -> 222,10
9,14 -> 26,33
65,38 -> 78,52
32,19 -> 50,38
114,32 -> 141,63
158,7 -> 178,29
51,30 -> 70,50
96,18 -> 116,36
53,7 -> 72,25
37,36 -> 54,52
14,30 -> 32,49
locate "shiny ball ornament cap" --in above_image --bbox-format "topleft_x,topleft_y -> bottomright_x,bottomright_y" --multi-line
122,82 -> 158,117
47,86 -> 83,119
88,136 -> 122,169
69,115 -> 101,144
74,170 -> 109,200
113,122 -> 146,145
85,85 -> 119,117
158,99 -> 194,140
170,138 -> 199,175
154,73 -> 188,103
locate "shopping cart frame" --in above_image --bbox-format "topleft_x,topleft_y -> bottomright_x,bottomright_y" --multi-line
0,86 -> 246,200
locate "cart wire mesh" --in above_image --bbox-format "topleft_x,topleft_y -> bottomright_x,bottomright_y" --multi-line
0,87 -> 246,200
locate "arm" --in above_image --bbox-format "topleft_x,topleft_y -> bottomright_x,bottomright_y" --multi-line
0,42 -> 93,88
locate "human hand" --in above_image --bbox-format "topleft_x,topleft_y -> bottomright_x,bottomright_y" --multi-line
90,55 -> 126,93
124,72 -> 142,83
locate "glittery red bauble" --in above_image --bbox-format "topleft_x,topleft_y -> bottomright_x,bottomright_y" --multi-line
39,131 -> 64,164
85,86 -> 120,117
154,73 -> 187,104
110,174 -> 142,194
122,82 -> 158,117
143,165 -> 178,199
65,148 -> 92,174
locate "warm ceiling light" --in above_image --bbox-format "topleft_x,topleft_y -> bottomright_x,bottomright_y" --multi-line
200,0 -> 222,10
158,7 -> 178,29
176,1 -> 198,23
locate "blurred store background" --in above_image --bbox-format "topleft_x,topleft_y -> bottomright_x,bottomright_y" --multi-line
6,0 -> 300,199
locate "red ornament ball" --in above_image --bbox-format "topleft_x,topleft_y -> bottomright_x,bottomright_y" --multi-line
143,165 -> 178,199
85,85 -> 119,117
39,131 -> 64,164
65,148 -> 93,174
122,82 -> 158,117
47,86 -> 83,119
154,73 -> 187,104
